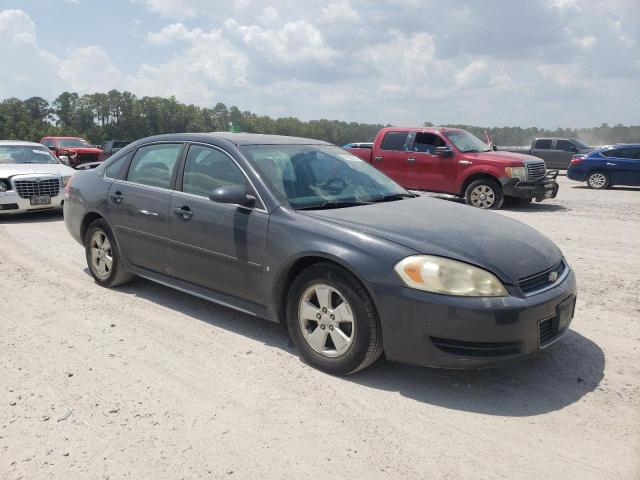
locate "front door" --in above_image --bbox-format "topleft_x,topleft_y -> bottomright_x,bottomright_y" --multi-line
372,131 -> 410,185
166,144 -> 269,305
107,142 -> 183,274
405,132 -> 456,192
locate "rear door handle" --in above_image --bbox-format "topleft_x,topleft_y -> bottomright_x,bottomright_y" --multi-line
173,206 -> 193,220
407,157 -> 416,163
606,162 -> 616,166
374,156 -> 383,162
109,191 -> 124,203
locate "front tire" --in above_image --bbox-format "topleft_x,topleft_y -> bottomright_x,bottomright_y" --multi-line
587,171 -> 610,189
287,263 -> 383,375
85,219 -> 133,287
465,179 -> 504,209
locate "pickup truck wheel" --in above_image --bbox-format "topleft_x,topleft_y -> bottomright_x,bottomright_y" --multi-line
587,171 -> 609,189
85,219 -> 133,287
287,263 -> 383,375
465,179 -> 504,209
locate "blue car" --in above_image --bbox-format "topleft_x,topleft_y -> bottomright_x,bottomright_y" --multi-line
567,144 -> 640,189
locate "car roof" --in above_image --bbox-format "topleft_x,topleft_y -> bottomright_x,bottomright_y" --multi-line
129,132 -> 332,147
0,140 -> 48,147
599,143 -> 640,149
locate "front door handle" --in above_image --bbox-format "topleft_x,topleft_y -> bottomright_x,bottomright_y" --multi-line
173,206 -> 193,220
374,156 -> 383,162
109,191 -> 124,203
407,157 -> 416,163
606,162 -> 616,166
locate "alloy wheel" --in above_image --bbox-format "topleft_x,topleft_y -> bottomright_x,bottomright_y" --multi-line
588,173 -> 607,189
470,185 -> 496,208
298,283 -> 355,358
89,230 -> 113,278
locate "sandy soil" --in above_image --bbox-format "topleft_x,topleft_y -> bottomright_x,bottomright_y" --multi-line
1,175 -> 639,479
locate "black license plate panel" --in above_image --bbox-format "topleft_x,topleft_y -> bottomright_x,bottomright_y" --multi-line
557,295 -> 575,330
30,195 -> 51,206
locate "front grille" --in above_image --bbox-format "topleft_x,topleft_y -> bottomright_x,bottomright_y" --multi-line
519,260 -> 566,295
13,178 -> 60,199
538,316 -> 561,346
430,337 -> 522,357
77,153 -> 99,164
526,161 -> 546,180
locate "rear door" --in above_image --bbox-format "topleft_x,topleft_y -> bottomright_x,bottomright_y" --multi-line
166,143 -> 268,305
372,131 -> 410,185
405,132 -> 456,192
529,139 -> 554,167
107,142 -> 184,274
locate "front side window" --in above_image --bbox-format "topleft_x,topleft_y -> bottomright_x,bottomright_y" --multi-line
556,140 -> 576,152
534,139 -> 553,149
241,145 -> 410,209
413,132 -> 446,153
0,146 -> 60,164
380,131 -> 409,151
105,150 -> 134,179
182,145 -> 247,197
126,143 -> 182,189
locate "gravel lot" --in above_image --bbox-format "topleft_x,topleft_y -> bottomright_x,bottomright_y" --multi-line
1,175 -> 639,479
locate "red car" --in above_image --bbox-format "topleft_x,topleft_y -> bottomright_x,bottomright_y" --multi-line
40,136 -> 102,168
345,127 -> 559,209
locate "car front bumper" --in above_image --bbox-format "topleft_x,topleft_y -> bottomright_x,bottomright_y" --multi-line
500,170 -> 559,201
367,268 -> 577,368
0,190 -> 65,214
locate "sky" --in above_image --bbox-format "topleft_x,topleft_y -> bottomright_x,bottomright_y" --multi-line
0,0 -> 638,128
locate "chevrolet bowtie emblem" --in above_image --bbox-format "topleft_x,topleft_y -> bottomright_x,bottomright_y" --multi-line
548,271 -> 558,283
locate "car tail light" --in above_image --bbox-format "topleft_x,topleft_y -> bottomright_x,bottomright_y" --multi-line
570,155 -> 583,166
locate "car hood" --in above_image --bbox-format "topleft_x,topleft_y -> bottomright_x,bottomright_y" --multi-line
301,196 -> 562,283
469,150 -> 543,164
0,163 -> 75,177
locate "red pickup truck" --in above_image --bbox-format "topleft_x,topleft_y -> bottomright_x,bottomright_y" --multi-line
345,127 -> 559,209
40,136 -> 102,169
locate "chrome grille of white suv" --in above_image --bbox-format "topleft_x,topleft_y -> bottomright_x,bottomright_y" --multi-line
13,178 -> 60,198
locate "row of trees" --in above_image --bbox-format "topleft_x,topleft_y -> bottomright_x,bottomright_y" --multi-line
0,90 -> 637,147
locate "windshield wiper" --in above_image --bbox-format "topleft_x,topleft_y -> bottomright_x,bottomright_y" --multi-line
368,193 -> 417,202
295,200 -> 371,210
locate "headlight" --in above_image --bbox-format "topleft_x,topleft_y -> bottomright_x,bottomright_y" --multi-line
0,180 -> 7,192
504,166 -> 527,180
62,176 -> 72,187
394,255 -> 508,297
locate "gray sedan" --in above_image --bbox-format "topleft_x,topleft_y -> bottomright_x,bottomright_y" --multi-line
64,133 -> 577,374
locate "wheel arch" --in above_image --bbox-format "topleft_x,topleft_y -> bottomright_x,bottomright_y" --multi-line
80,211 -> 105,241
460,172 -> 500,196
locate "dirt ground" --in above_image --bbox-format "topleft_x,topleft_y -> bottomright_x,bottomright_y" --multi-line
1,175 -> 639,479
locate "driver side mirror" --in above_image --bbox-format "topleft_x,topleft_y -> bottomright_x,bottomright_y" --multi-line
435,146 -> 453,157
58,155 -> 70,165
209,184 -> 256,208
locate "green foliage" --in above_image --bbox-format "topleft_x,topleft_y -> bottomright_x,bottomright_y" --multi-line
0,90 -> 637,147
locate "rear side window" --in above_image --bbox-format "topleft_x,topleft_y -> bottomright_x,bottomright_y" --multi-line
556,140 -> 576,152
602,147 -> 640,159
380,131 -> 409,151
127,143 -> 182,189
105,150 -> 134,179
601,148 -> 623,158
534,139 -> 552,149
182,145 -> 247,197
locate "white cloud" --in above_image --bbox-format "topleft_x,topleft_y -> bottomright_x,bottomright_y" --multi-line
0,9 -> 36,45
455,60 -> 489,87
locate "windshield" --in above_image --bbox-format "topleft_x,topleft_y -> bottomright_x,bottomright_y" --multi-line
444,130 -> 491,153
240,145 -> 412,209
58,138 -> 91,148
571,138 -> 590,149
0,146 -> 60,165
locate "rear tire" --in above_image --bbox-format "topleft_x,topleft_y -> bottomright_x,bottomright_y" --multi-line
287,263 -> 383,375
587,171 -> 610,189
465,179 -> 504,209
85,219 -> 133,287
